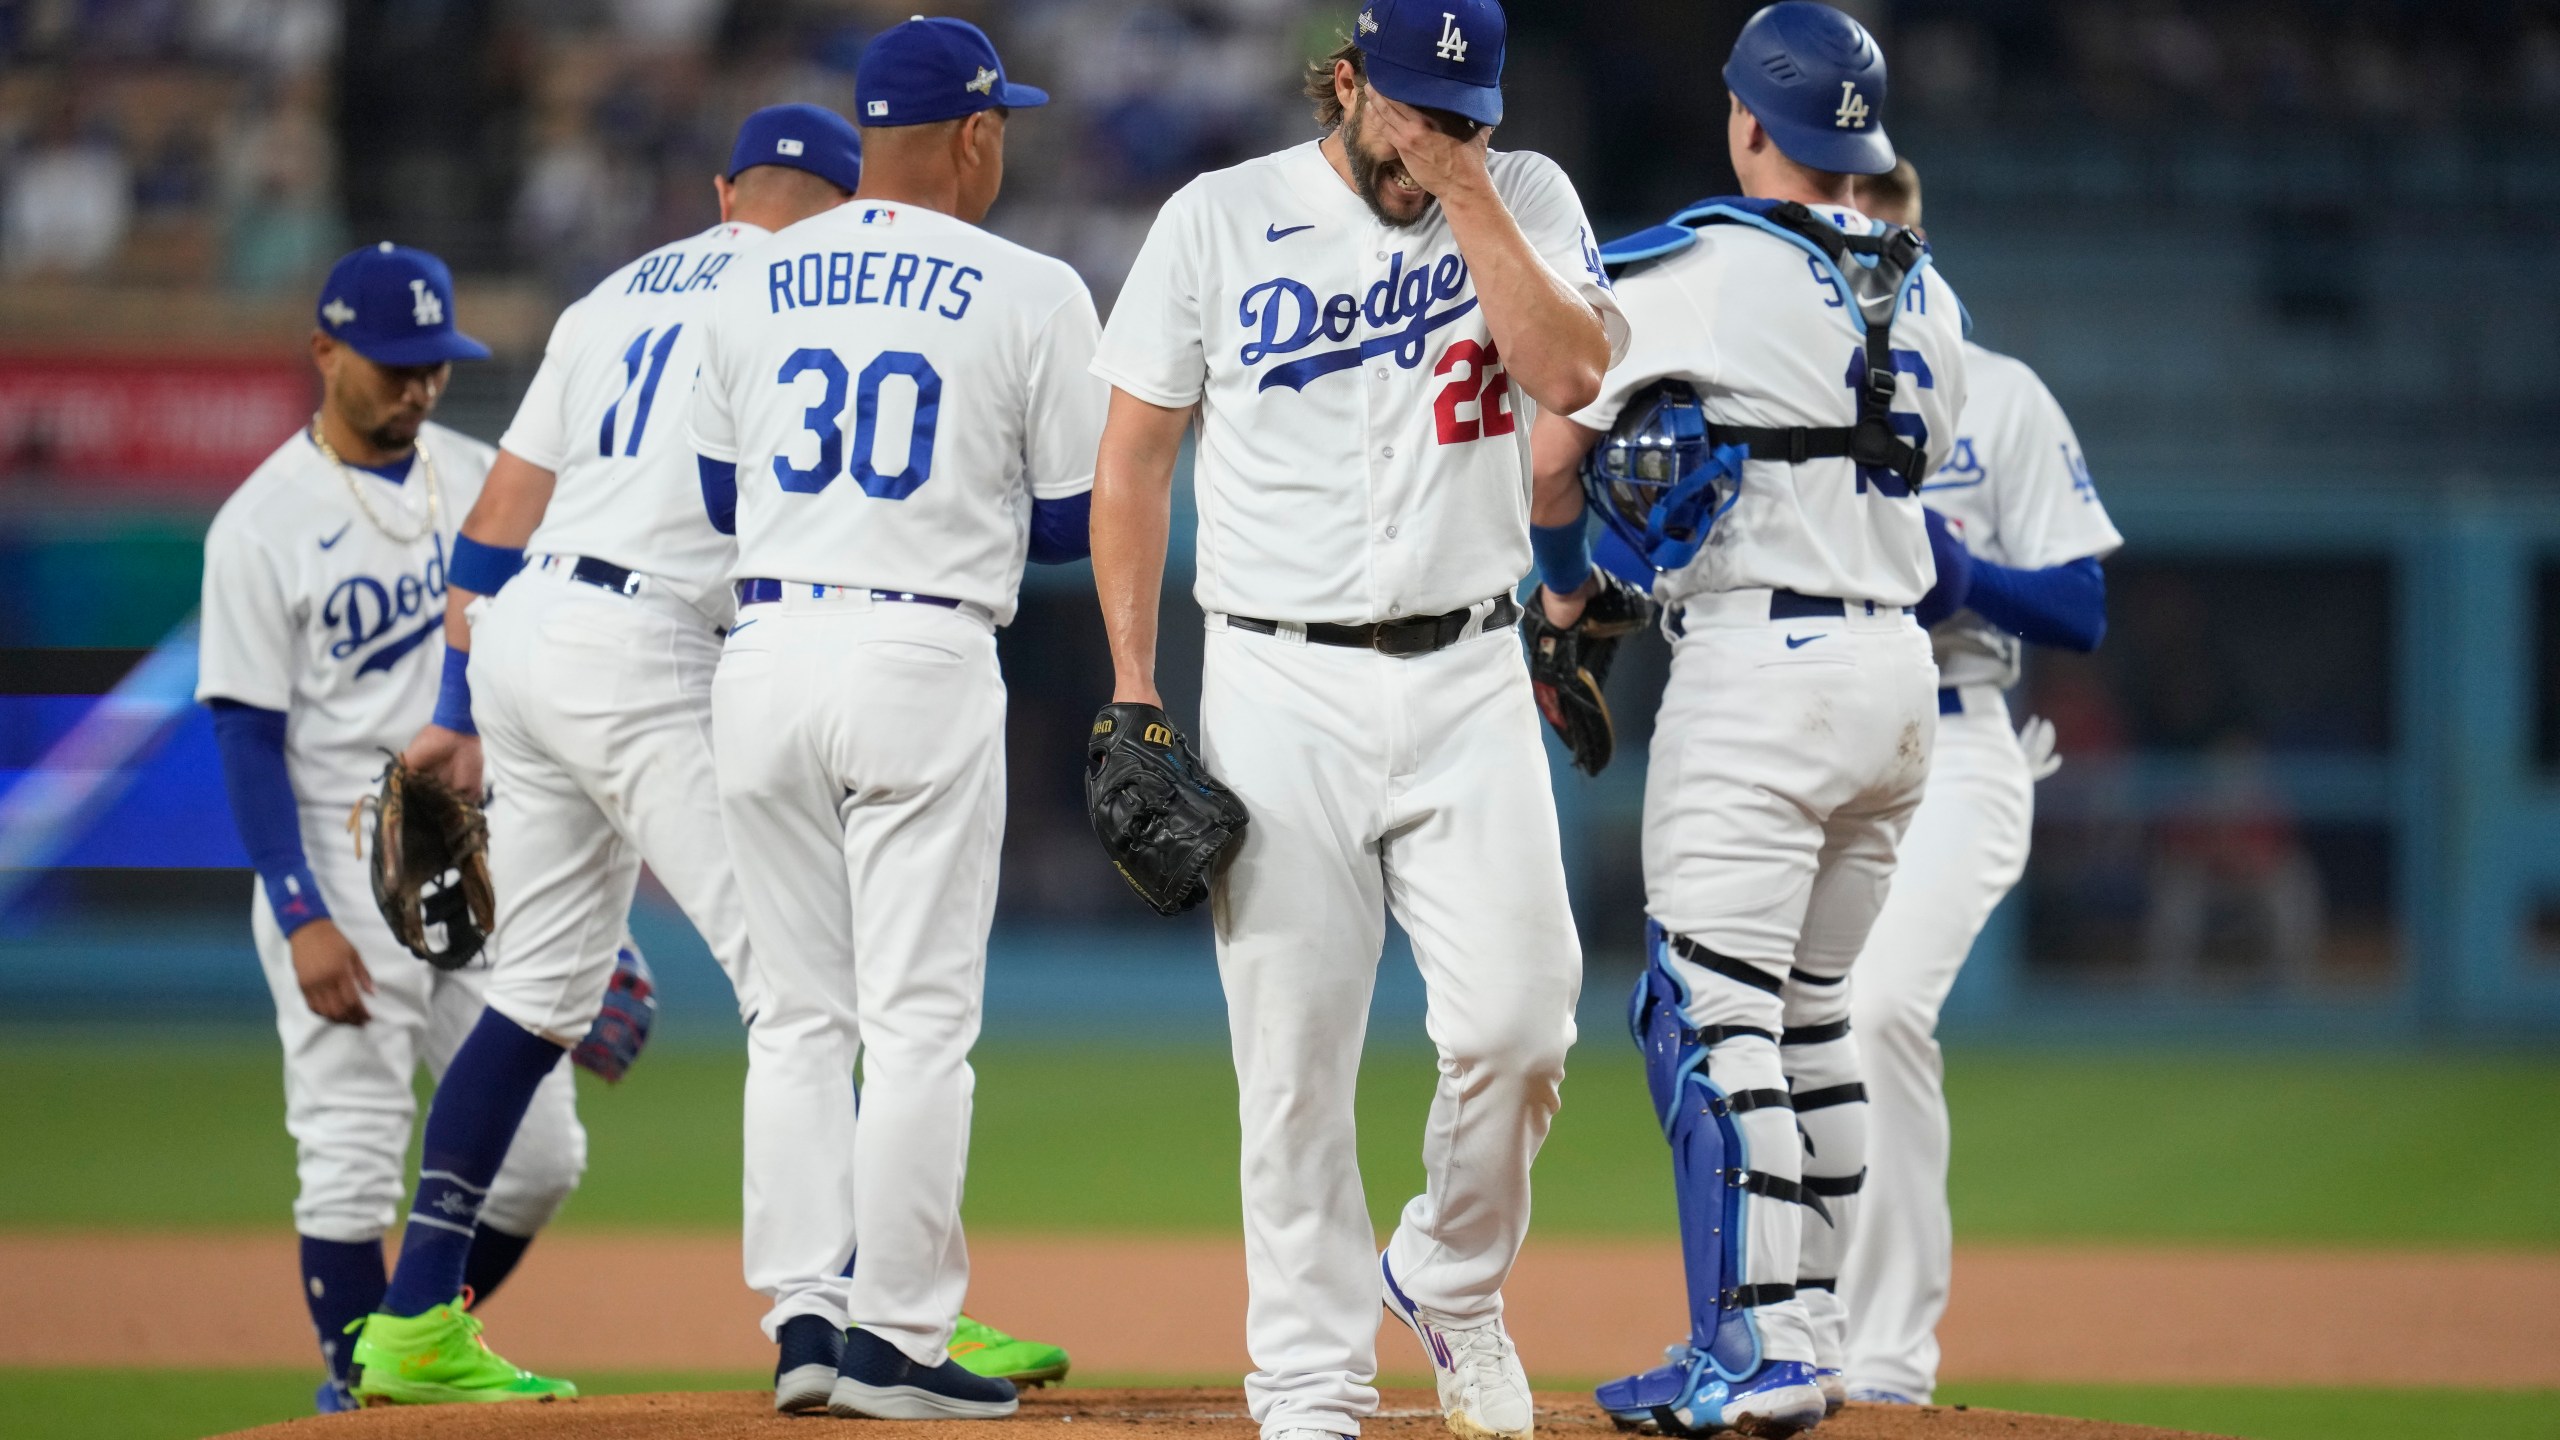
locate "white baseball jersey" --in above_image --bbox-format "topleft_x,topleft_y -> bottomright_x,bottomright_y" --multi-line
686,202 -> 1104,625
197,424 -> 492,806
1578,202 -> 1968,609
1920,341 -> 2124,689
499,221 -> 772,622
1092,140 -> 1627,625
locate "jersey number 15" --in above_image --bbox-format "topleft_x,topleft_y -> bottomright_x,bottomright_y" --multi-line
773,347 -> 942,500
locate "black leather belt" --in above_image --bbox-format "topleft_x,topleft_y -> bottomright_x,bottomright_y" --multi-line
567,556 -> 643,596
1668,588 -> 1907,637
1227,594 -> 1518,658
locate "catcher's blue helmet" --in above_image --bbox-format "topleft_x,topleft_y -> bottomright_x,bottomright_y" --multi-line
1723,2 -> 1895,177
1581,382 -> 1749,573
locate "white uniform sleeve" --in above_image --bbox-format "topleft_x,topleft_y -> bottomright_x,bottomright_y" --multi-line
1024,286 -> 1108,500
1991,365 -> 2124,570
495,301 -> 583,471
1501,152 -> 1629,366
193,510 -> 295,711
685,297 -> 741,464
1091,187 -> 1207,409
1571,263 -> 1716,432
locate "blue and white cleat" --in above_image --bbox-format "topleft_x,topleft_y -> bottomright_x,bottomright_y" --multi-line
1381,1254 -> 1535,1440
1845,1386 -> 1920,1406
1595,1348 -> 1826,1437
314,1377 -> 359,1414
1814,1368 -> 1846,1416
775,1313 -> 846,1414
829,1325 -> 1019,1420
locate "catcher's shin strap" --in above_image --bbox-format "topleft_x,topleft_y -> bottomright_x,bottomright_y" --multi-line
1224,593 -> 1518,658
1665,929 -> 1785,995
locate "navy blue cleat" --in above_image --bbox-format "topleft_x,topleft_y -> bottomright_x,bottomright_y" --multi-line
829,1324 -> 1020,1420
1596,1347 -> 1826,1437
775,1313 -> 846,1414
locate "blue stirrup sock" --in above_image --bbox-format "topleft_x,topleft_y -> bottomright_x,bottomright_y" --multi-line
298,1235 -> 385,1381
462,1225 -> 534,1306
381,1011 -> 566,1317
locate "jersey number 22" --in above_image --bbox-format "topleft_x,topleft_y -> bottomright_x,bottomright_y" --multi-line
774,347 -> 942,500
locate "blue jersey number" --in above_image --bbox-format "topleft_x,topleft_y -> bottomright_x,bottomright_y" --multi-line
600,324 -> 683,457
771,347 -> 942,499
1843,346 -> 1933,497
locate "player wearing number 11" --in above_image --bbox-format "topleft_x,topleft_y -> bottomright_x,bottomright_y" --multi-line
685,16 -> 1102,1423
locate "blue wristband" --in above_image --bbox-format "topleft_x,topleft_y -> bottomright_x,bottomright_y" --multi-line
1531,518 -> 1594,594
448,534 -> 524,596
432,644 -> 476,736
262,862 -> 332,936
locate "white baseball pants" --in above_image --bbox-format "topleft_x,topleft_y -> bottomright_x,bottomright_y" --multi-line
1643,591 -> 1938,1370
252,829 -> 585,1244
1200,616 -> 1583,1440
711,591 -> 1007,1368
470,559 -> 855,1337
1840,686 -> 2032,1401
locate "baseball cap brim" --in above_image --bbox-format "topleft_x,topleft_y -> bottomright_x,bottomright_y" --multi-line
996,81 -> 1048,109
345,329 -> 493,366
1361,49 -> 1502,127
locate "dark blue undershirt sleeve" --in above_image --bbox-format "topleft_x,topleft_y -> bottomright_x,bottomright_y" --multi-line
208,699 -> 330,935
1027,492 -> 1092,565
698,456 -> 738,536
1963,556 -> 2108,652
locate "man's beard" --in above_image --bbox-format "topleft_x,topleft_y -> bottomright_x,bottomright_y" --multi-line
1342,101 -> 1429,228
365,411 -> 424,453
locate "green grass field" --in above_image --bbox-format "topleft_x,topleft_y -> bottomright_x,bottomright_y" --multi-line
2,1032 -> 2556,1439
3,1032 -> 2556,1243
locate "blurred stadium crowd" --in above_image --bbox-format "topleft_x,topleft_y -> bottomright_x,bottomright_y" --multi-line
11,1 -> 2560,300
1,0 -> 2556,1025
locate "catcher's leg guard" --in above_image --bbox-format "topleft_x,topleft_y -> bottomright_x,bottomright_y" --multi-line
1629,921 -> 1817,1384
1781,966 -> 1866,1400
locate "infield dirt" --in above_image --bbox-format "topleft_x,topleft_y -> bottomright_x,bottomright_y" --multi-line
208,1388 -> 2233,1440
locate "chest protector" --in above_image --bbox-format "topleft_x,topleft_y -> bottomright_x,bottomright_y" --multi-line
1584,198 -> 1937,572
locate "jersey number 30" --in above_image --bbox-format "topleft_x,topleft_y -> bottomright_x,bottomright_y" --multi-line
773,347 -> 942,500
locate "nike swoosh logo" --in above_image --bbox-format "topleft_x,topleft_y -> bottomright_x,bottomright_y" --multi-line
1785,633 -> 1827,649
318,523 -> 352,550
1265,223 -> 1314,242
727,619 -> 758,636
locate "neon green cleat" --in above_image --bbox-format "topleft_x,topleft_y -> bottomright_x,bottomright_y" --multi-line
348,1299 -> 578,1406
948,1313 -> 1071,1387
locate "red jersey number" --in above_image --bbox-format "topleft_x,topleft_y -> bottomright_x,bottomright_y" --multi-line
1432,339 -> 1515,446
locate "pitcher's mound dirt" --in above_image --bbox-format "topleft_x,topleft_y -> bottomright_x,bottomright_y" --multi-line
211,1387 -> 2231,1440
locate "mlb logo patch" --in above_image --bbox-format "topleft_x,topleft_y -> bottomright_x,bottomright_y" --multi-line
867,99 -> 888,117
860,206 -> 898,226
776,138 -> 805,156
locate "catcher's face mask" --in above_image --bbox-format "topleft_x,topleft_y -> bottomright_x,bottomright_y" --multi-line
1581,380 -> 1747,574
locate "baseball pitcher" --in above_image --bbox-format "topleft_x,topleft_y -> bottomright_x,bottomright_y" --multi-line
1526,5 -> 1967,1432
1086,4 -> 1624,1439
688,18 -> 1100,1423
197,243 -> 587,1415
1835,160 -> 2121,1409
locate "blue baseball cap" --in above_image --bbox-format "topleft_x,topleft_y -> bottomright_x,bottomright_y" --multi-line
314,242 -> 490,366
727,103 -> 864,192
1353,0 -> 1507,128
855,17 -> 1049,128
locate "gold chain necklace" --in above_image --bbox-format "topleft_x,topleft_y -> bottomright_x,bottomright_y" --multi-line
309,415 -> 442,546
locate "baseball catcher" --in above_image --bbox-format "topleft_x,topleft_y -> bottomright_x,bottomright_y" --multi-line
350,756 -> 494,971
1085,701 -> 1249,916
1522,567 -> 1656,775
